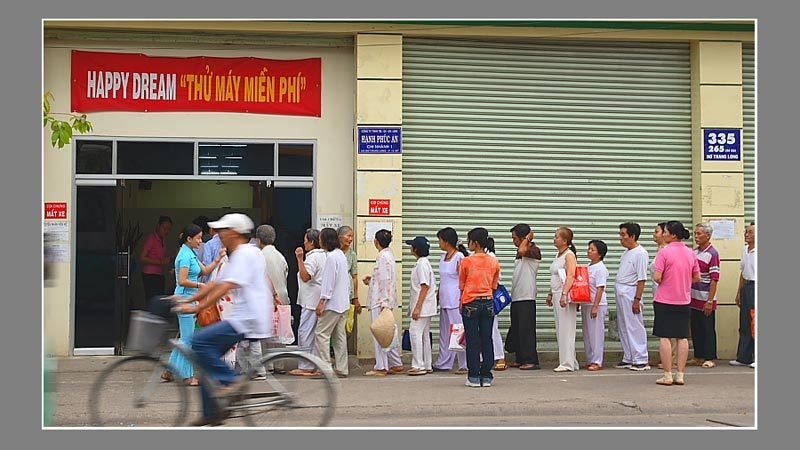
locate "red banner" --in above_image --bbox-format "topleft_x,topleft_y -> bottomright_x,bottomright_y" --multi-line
71,50 -> 321,116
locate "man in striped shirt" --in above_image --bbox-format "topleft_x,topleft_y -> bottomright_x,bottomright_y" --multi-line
690,222 -> 720,368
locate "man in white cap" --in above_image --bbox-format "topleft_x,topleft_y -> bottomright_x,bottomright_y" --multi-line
175,213 -> 272,426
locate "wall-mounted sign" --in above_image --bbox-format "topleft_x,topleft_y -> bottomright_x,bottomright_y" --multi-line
358,127 -> 402,154
364,221 -> 393,243
71,50 -> 322,116
709,219 -> 736,240
44,202 -> 67,220
368,199 -> 391,216
703,129 -> 742,161
316,215 -> 344,231
44,221 -> 70,241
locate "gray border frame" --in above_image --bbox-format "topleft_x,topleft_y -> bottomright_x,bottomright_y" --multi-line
3,3 -> 794,450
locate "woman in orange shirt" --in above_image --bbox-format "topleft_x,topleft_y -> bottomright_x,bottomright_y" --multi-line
459,227 -> 501,387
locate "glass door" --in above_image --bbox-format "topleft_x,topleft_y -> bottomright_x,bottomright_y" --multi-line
73,182 -> 120,354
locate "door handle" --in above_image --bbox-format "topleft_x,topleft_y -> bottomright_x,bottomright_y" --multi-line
117,250 -> 130,284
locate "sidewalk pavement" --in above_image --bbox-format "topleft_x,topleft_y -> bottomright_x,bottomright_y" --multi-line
50,353 -> 756,427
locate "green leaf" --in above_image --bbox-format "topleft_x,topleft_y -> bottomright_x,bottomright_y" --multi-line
51,130 -> 58,147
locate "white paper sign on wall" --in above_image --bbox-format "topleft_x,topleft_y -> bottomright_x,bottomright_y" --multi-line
316,215 -> 344,231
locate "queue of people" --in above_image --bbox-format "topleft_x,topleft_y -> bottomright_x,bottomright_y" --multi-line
155,212 -> 755,426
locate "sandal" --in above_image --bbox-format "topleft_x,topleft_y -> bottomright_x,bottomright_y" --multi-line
701,360 -> 716,368
508,361 -> 522,368
494,359 -> 507,371
184,377 -> 200,386
161,370 -> 173,382
519,363 -> 540,371
288,369 -> 313,376
454,368 -> 469,375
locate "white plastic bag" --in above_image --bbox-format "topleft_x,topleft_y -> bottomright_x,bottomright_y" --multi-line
273,304 -> 295,345
448,323 -> 466,351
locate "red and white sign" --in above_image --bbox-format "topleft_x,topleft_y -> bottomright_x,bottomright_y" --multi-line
71,50 -> 322,116
368,199 -> 391,216
44,202 -> 68,220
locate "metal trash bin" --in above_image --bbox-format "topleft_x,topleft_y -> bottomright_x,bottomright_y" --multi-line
127,310 -> 168,354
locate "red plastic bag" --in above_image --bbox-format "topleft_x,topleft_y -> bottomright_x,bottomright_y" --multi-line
568,265 -> 591,303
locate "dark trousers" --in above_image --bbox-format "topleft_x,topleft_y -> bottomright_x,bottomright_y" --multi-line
505,300 -> 539,365
462,298 -> 495,384
736,281 -> 756,364
142,273 -> 165,305
690,308 -> 717,360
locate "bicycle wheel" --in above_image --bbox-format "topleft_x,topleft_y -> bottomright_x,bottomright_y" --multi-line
231,352 -> 337,427
88,355 -> 190,427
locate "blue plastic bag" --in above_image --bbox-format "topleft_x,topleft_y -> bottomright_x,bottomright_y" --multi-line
493,284 -> 512,315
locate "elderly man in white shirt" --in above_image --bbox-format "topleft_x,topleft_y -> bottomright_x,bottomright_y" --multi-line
730,222 -> 756,368
255,224 -> 290,306
315,228 -> 351,378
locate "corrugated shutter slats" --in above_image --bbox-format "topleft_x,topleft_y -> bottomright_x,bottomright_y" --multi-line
402,38 -> 693,352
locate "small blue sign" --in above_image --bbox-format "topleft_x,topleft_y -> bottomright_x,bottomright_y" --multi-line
703,128 -> 741,161
358,127 -> 402,154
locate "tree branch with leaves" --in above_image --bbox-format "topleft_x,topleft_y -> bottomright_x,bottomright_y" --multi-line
43,91 -> 93,149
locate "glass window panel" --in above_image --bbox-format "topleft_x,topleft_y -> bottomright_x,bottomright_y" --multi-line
117,141 -> 194,175
278,143 -> 314,177
75,140 -> 113,174
198,143 -> 274,176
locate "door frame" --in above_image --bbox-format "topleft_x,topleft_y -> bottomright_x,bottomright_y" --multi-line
70,137 -> 318,355
70,179 -> 118,356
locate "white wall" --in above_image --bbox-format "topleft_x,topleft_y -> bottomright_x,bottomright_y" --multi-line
44,43 -> 355,355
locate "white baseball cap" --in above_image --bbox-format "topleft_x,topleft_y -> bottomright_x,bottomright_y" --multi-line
207,213 -> 254,234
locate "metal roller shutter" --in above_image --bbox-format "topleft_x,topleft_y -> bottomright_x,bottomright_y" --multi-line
402,37 -> 693,354
743,44 -> 755,225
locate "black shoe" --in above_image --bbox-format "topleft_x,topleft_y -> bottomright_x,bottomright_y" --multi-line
189,416 -> 223,427
629,363 -> 652,371
615,361 -> 632,369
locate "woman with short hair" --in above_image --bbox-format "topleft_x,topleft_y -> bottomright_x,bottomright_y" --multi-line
289,229 -> 327,376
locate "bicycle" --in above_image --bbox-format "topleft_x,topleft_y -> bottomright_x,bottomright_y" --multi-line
88,301 -> 338,427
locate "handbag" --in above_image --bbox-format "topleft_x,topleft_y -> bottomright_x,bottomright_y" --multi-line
402,329 -> 434,352
493,284 -> 512,314
402,329 -> 411,351
196,302 -> 221,327
559,266 -> 591,303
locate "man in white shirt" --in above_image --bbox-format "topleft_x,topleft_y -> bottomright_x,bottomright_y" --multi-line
731,222 -> 756,368
255,224 -> 290,306
615,222 -> 651,371
177,213 -> 272,426
315,228 -> 352,378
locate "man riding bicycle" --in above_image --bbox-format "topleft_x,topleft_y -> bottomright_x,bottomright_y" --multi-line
174,213 -> 274,426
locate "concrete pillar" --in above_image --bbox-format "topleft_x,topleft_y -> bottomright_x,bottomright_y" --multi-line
353,34 -> 404,360
691,41 -> 745,360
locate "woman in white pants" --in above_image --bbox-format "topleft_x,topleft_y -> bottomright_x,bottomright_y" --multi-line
431,227 -> 468,374
582,240 -> 609,371
289,229 -> 327,376
546,227 -> 580,372
405,236 -> 438,375
362,229 -> 405,376
486,237 -> 507,371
